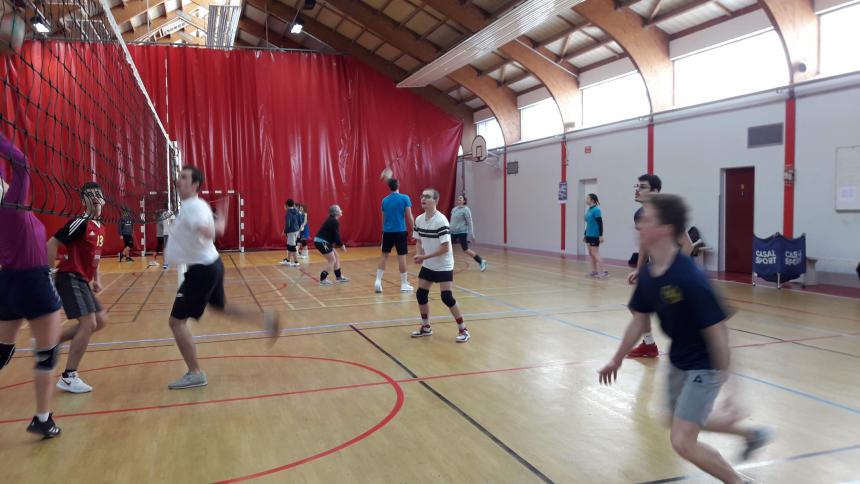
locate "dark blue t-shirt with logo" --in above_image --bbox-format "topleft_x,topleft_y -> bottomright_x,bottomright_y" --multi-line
628,253 -> 727,370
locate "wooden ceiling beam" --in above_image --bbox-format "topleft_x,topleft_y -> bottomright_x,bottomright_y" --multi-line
575,0 -> 673,112
244,0 -> 472,122
238,18 -> 304,49
424,0 -> 580,130
758,0 -> 819,82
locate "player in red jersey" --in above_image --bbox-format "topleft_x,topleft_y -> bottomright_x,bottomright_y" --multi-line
46,182 -> 108,393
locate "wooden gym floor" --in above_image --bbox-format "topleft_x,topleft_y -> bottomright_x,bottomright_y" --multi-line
1,247 -> 859,483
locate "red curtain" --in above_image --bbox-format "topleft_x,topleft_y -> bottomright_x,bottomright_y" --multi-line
129,45 -> 463,249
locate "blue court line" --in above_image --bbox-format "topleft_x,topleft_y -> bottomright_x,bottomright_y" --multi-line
449,280 -> 860,418
637,442 -> 860,483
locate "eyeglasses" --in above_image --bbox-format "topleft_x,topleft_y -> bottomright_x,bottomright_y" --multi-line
421,194 -> 434,199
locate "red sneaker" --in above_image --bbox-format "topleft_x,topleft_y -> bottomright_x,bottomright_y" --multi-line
627,341 -> 658,358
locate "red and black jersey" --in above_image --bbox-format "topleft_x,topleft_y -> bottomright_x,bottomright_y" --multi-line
55,217 -> 105,282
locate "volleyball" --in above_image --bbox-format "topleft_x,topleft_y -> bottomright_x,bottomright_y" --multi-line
0,13 -> 26,56
380,167 -> 393,180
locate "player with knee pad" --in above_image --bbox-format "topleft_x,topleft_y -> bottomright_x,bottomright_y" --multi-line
410,188 -> 469,343
1,133 -> 63,438
281,199 -> 302,267
47,182 -> 109,394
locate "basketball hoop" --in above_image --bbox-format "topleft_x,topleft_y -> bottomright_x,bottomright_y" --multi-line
470,135 -> 488,162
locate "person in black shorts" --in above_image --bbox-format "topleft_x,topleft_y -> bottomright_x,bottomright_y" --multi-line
118,208 -> 134,262
450,195 -> 487,272
314,204 -> 349,286
375,177 -> 414,294
583,193 -> 607,278
46,182 -> 108,394
599,194 -> 770,483
410,188 -> 469,343
1,134 -> 63,438
164,166 -> 279,390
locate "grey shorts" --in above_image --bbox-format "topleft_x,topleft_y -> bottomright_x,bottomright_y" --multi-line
55,272 -> 102,320
286,231 -> 299,247
667,365 -> 726,426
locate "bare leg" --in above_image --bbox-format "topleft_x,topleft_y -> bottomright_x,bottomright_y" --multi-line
169,316 -> 200,373
397,254 -> 407,274
28,311 -> 62,415
670,418 -> 743,483
63,311 -> 107,371
0,319 -> 24,370
377,252 -> 389,271
588,246 -> 598,273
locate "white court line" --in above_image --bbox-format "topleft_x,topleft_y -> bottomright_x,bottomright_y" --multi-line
275,265 -> 327,307
253,265 -> 295,310
13,303 -> 625,353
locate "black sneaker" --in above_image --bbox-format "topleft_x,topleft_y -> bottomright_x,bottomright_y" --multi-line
27,414 -> 61,439
742,427 -> 772,461
127,257 -> 135,263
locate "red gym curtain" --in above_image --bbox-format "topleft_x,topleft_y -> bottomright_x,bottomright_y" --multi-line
129,45 -> 463,249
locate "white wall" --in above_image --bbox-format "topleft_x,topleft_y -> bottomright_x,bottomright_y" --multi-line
505,142 -> 563,252
565,128 -> 648,259
465,78 -> 860,275
654,103 -> 786,271
796,85 -> 860,273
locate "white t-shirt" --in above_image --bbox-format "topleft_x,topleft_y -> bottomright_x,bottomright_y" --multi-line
165,196 -> 220,266
413,210 -> 454,272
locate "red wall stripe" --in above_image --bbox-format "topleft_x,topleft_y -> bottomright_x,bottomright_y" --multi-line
783,97 -> 796,238
560,140 -> 567,253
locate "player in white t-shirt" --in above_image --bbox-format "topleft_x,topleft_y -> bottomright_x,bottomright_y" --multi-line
410,188 -> 469,343
164,166 -> 280,390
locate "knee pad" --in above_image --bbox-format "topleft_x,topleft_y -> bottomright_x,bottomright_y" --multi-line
34,344 -> 60,372
440,290 -> 457,308
287,245 -> 297,252
416,288 -> 430,305
0,343 -> 15,370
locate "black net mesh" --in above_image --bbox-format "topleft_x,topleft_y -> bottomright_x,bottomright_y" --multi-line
1,0 -> 173,224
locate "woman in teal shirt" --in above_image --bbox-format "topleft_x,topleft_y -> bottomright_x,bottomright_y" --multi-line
584,193 -> 607,278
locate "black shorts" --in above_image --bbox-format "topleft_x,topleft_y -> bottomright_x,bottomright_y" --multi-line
585,236 -> 600,247
418,266 -> 454,283
451,233 -> 469,251
0,267 -> 62,321
156,236 -> 165,253
315,240 -> 333,255
55,271 -> 102,319
170,259 -> 226,320
298,237 -> 307,246
381,231 -> 408,255
122,234 -> 134,248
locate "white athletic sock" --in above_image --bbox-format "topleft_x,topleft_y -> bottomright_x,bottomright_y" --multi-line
400,272 -> 408,285
375,269 -> 384,283
643,333 -> 655,345
36,412 -> 49,422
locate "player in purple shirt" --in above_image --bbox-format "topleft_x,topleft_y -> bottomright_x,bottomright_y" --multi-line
0,133 -> 63,439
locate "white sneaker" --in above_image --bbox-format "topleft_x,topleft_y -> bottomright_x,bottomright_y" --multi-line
411,325 -> 432,337
480,260 -> 487,272
290,261 -> 301,267
400,283 -> 414,292
279,259 -> 291,265
148,261 -> 159,266
374,281 -> 383,293
57,373 -> 93,393
320,279 -> 334,286
336,276 -> 350,283
456,330 -> 471,343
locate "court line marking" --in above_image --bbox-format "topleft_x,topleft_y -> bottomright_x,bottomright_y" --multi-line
441,277 -> 860,417
636,442 -> 860,483
131,269 -> 166,322
11,305 -> 624,354
226,254 -> 264,312
349,324 -> 556,484
275,265 -> 326,307
252,265 -> 295,310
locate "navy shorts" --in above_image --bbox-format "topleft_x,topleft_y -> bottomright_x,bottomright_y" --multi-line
315,240 -> 333,255
0,267 -> 62,321
122,234 -> 134,248
585,236 -> 600,247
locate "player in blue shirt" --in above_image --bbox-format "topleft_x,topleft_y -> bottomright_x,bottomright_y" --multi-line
374,176 -> 414,294
599,194 -> 770,484
583,193 -> 607,278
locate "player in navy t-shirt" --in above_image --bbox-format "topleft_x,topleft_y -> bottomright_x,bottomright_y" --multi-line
599,194 -> 770,483
46,182 -> 108,394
